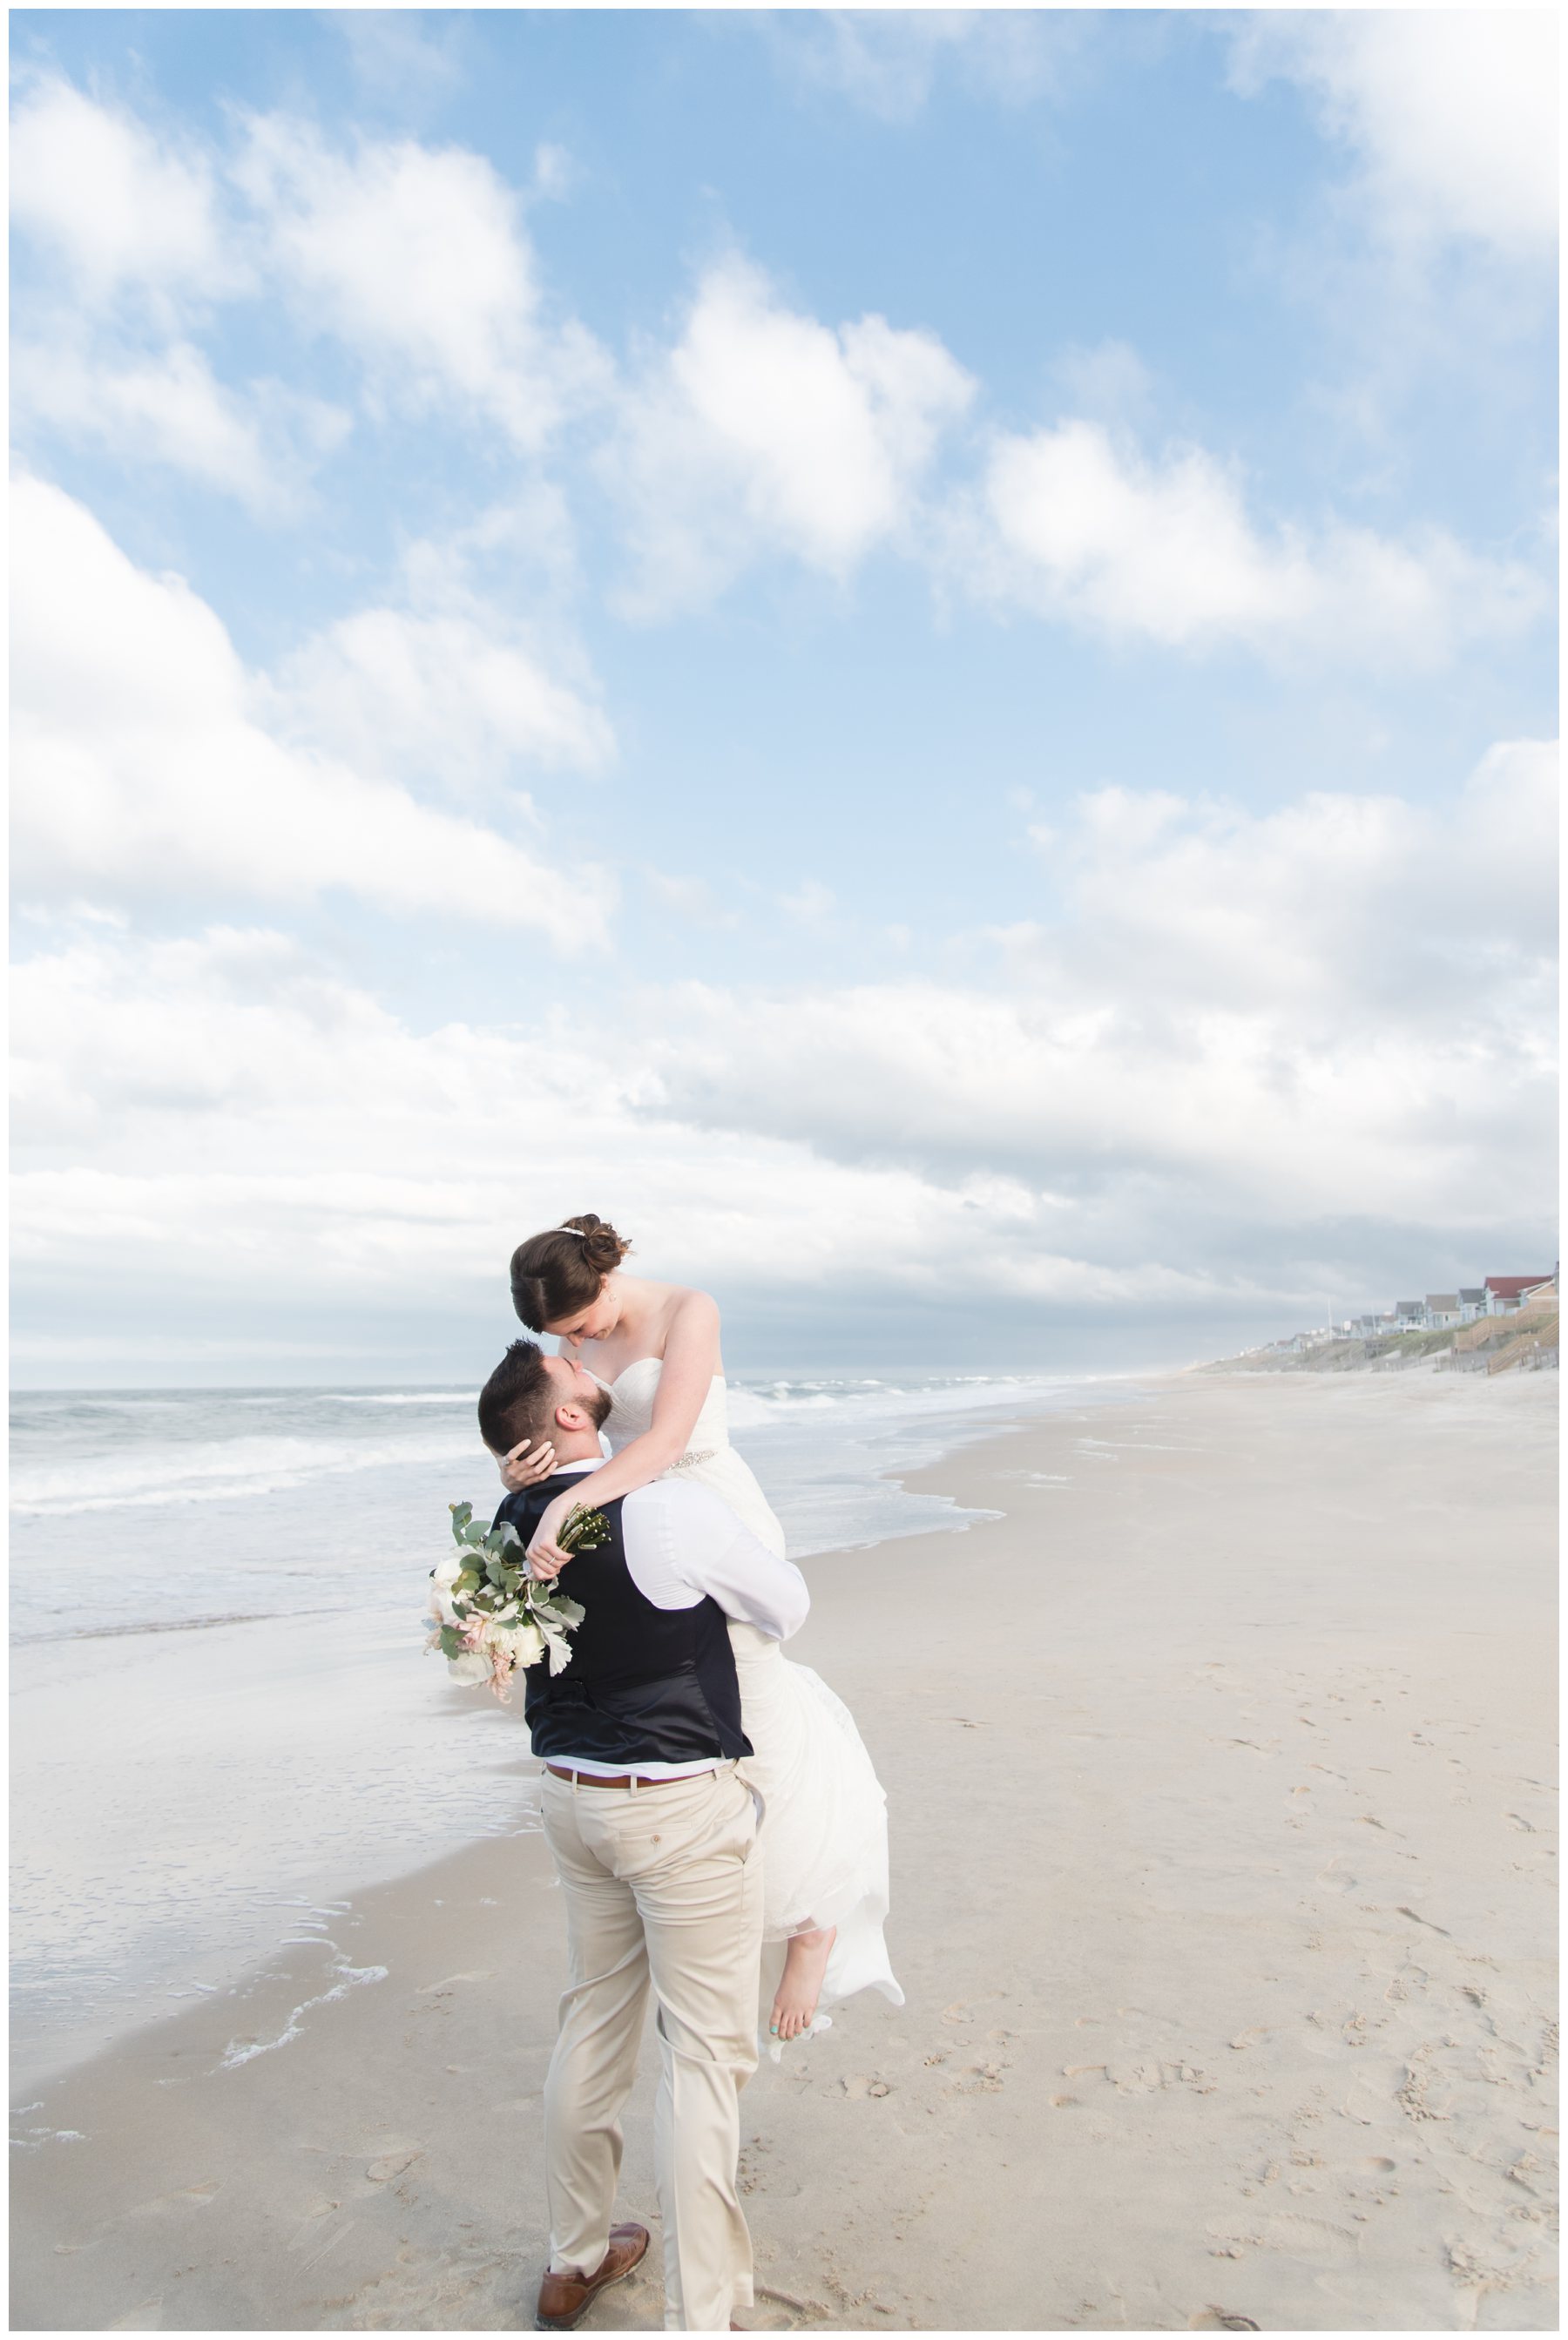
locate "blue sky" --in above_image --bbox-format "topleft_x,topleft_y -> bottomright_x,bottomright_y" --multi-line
10,9 -> 1558,1382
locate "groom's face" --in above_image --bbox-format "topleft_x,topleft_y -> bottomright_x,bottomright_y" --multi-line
542,1352 -> 612,1434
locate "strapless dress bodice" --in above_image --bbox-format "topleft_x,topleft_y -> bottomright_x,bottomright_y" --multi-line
592,1356 -> 731,1459
587,1356 -> 785,1560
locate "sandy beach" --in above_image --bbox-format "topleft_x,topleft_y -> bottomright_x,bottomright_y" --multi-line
11,1367 -> 1557,2333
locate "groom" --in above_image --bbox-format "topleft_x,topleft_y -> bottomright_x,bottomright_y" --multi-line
478,1339 -> 809,2334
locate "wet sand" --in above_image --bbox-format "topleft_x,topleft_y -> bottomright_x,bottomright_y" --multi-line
11,1368 -> 1557,2331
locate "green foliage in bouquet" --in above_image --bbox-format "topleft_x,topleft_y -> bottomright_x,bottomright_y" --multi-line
428,1499 -> 607,1698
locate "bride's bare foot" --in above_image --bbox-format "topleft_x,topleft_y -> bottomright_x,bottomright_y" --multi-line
769,1926 -> 836,2044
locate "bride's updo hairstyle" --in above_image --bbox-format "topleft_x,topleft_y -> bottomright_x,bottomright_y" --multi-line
510,1213 -> 632,1331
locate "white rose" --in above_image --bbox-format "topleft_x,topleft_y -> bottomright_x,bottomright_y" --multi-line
446,1651 -> 490,1685
502,1622 -> 546,1670
429,1556 -> 464,1625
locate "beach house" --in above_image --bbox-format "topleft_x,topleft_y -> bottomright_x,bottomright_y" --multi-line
1484,1275 -> 1554,1316
1457,1288 -> 1486,1322
1425,1294 -> 1462,1328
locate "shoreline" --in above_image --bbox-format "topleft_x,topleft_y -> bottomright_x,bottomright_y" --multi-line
13,1368 -> 1557,2331
13,1375 -> 1114,2095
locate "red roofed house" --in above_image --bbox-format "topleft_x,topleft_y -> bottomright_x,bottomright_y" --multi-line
1484,1275 -> 1554,1316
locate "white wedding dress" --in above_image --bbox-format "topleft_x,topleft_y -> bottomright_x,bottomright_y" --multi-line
597,1359 -> 903,2033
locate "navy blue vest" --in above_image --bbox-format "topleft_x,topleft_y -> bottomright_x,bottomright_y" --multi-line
493,1471 -> 753,1769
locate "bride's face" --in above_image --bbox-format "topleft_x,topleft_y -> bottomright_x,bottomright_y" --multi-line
545,1274 -> 621,1350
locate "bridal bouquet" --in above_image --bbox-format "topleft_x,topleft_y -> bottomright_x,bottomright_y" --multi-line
427,1499 -> 605,1701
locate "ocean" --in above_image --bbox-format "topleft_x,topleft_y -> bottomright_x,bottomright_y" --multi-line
10,1370 -> 1106,2086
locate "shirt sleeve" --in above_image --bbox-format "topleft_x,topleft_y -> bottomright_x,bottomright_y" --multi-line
622,1480 -> 810,1640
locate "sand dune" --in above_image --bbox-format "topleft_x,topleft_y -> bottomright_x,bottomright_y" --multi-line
11,1369 -> 1557,2331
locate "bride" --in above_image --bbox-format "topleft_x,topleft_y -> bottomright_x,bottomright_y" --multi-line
499,1211 -> 902,2047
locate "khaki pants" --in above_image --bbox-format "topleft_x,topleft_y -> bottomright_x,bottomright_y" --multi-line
538,1764 -> 763,2332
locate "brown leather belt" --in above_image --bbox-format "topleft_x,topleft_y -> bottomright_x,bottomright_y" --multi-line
544,1763 -> 708,1790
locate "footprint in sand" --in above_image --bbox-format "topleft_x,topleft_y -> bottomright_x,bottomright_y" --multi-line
286,2199 -> 343,2250
125,2177 -> 222,2218
949,2064 -> 1004,2094
366,2147 -> 422,2181
1240,2209 -> 1360,2257
739,2143 -> 803,2198
107,2303 -> 164,2330
753,2283 -> 834,2328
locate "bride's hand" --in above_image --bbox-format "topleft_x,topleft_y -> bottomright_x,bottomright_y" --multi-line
497,1436 -> 557,1493
525,1492 -> 575,1581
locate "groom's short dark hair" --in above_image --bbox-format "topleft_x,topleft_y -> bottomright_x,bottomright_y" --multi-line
477,1339 -> 554,1455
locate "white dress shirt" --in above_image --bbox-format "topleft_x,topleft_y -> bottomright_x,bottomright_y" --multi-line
540,1457 -> 809,1779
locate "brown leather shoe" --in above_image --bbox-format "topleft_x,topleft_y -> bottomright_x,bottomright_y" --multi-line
535,2222 -> 650,2331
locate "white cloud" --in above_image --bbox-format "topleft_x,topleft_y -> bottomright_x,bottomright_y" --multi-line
10,81 -> 608,487
10,73 -> 239,304
972,415 -> 1543,664
643,742 -> 1558,1240
9,81 -> 341,504
533,143 -> 578,202
754,10 -> 1085,123
606,257 -> 974,611
10,743 -> 1554,1370
10,477 -> 610,942
7,921 -> 1268,1373
645,871 -> 741,931
1045,741 -> 1556,1028
1229,10 -> 1557,260
329,10 -> 467,105
780,880 -> 836,926
10,337 -> 348,516
233,114 -> 608,447
273,607 -> 613,792
1047,339 -> 1158,428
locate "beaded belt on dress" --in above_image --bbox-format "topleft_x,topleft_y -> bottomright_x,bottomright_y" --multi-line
663,1449 -> 719,1471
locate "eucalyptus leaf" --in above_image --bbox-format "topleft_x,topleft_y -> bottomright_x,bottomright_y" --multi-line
436,1493 -> 587,1687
